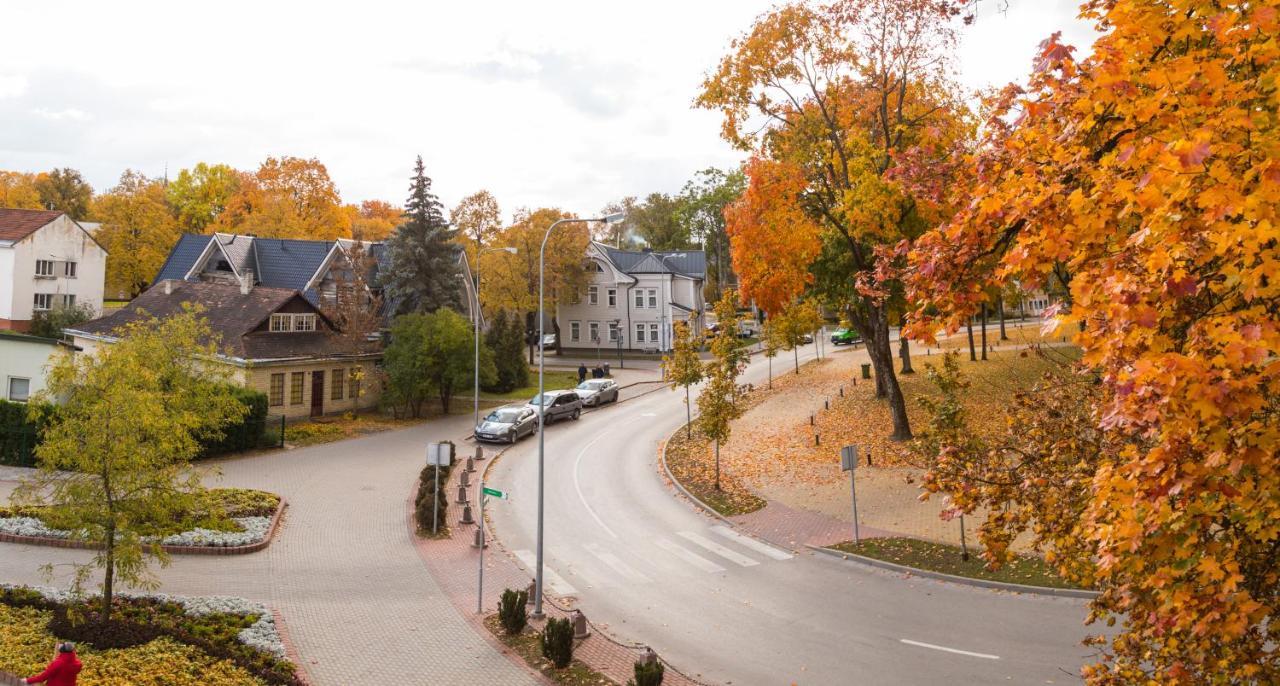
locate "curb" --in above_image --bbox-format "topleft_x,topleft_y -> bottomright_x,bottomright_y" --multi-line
805,544 -> 1100,599
273,608 -> 315,685
0,498 -> 288,556
657,422 -> 732,525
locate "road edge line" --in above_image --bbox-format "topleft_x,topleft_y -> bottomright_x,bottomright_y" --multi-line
804,544 -> 1100,599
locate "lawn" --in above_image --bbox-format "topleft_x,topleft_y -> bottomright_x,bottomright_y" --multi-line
479,370 -> 580,403
827,537 -> 1084,590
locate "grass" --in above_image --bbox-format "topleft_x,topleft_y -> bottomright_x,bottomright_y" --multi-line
284,412 -> 427,447
827,537 -> 1085,589
480,370 -> 580,403
664,422 -> 767,517
482,614 -> 618,686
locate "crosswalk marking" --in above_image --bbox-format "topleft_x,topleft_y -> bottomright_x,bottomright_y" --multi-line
584,543 -> 652,583
513,550 -> 578,595
655,538 -> 725,573
677,531 -> 760,567
711,525 -> 793,561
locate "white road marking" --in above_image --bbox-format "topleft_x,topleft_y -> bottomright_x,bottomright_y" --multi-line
573,430 -> 619,539
640,412 -> 657,417
513,549 -> 578,596
711,526 -> 793,561
899,639 -> 999,660
676,531 -> 759,567
584,543 -> 652,583
655,538 -> 725,573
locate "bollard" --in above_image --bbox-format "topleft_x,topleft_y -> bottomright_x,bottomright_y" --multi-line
572,610 -> 591,639
472,527 -> 487,548
815,433 -> 821,446
457,485 -> 469,505
810,414 -> 815,426
475,445 -> 484,461
526,580 -> 536,605
460,469 -> 470,487
839,386 -> 844,397
466,455 -> 475,473
640,647 -> 658,666
824,398 -> 829,410
460,504 -> 474,525
867,449 -> 873,468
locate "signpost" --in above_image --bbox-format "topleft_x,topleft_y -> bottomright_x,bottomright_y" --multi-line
840,446 -> 860,544
477,484 -> 507,614
427,443 -> 453,535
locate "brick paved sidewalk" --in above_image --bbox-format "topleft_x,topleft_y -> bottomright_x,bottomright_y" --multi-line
417,443 -> 708,686
730,499 -> 895,549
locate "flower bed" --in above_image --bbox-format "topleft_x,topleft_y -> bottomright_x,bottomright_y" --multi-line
0,488 -> 283,553
0,586 -> 302,685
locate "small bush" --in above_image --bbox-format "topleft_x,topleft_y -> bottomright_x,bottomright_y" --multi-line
629,659 -> 665,686
198,386 -> 271,457
414,463 -> 453,534
540,616 -> 574,669
498,588 -> 528,635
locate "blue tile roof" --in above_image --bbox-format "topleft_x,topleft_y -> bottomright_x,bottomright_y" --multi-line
603,246 -> 706,278
152,233 -> 211,284
251,238 -> 334,291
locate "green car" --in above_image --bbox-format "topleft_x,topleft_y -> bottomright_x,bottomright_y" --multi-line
830,328 -> 861,346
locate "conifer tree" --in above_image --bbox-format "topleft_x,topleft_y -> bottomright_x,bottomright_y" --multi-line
383,156 -> 462,314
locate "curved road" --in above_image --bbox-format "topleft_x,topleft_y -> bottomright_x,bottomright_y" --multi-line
487,341 -> 1095,684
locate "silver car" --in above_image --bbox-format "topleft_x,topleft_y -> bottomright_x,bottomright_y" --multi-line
474,405 -> 538,443
526,389 -> 582,423
576,379 -> 619,407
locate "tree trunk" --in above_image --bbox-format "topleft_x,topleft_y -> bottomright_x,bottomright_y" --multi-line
768,355 -> 772,389
862,308 -> 912,440
103,524 -> 115,623
980,304 -> 988,360
794,346 -> 800,374
967,318 -> 977,361
998,296 -> 1008,340
899,335 -> 914,375
714,439 -> 721,491
552,317 -> 562,357
685,386 -> 692,439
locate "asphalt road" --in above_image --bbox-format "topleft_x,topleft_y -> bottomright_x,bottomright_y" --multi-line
486,340 -> 1097,685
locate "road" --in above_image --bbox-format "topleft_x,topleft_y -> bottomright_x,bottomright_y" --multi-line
486,339 -> 1096,685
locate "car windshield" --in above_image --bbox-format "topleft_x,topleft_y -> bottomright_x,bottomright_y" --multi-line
529,393 -> 555,406
577,381 -> 606,391
485,409 -> 521,423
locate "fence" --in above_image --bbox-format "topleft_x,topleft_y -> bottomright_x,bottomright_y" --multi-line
0,425 -> 38,468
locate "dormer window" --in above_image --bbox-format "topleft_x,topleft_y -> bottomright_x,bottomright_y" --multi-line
215,259 -> 232,272
270,313 -> 317,332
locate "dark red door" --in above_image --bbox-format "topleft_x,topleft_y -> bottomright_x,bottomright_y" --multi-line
310,371 -> 325,417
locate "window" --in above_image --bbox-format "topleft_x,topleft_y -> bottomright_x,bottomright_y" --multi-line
270,313 -> 318,332
269,374 -> 285,407
587,286 -> 598,306
588,322 -> 599,343
349,368 -> 361,400
34,260 -> 54,277
635,324 -> 646,343
290,372 -> 305,405
63,261 -> 77,278
608,322 -> 619,342
648,289 -> 657,308
634,290 -> 645,308
61,294 -> 75,308
32,293 -> 53,311
649,323 -> 659,344
607,289 -> 616,307
570,321 -> 580,342
331,368 -> 345,400
7,378 -> 30,403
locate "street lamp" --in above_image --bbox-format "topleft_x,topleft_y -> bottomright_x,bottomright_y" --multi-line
534,211 -> 625,618
654,253 -> 681,353
473,246 -> 518,432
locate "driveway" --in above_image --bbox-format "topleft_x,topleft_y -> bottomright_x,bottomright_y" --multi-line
0,414 -> 537,686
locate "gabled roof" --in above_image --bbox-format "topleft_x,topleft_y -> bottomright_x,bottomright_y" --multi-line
600,244 -> 706,279
214,233 -> 257,277
0,208 -> 64,242
152,233 -> 358,304
155,234 -> 216,282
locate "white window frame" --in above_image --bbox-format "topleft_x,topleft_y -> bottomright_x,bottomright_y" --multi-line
270,314 -> 291,332
34,260 -> 55,278
587,286 -> 598,306
63,261 -> 77,278
608,322 -> 619,342
62,294 -> 75,308
648,289 -> 657,308
649,323 -> 659,343
270,313 -> 317,332
32,293 -> 53,311
607,288 -> 617,307
8,377 -> 31,402
635,324 -> 646,343
570,321 -> 581,342
588,321 -> 599,343
294,314 -> 316,331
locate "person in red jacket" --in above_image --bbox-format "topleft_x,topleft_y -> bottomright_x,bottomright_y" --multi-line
24,642 -> 81,685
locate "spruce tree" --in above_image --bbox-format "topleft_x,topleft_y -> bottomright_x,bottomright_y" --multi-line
383,156 -> 462,314
485,310 -> 530,393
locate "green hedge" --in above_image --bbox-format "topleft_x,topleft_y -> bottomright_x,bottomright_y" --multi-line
0,399 -> 52,467
197,386 -> 271,458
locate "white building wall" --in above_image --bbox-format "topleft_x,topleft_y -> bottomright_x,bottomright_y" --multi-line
0,337 -> 67,401
0,248 -> 14,321
5,216 -> 107,327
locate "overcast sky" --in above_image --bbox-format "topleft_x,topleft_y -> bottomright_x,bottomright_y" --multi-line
0,1 -> 1095,219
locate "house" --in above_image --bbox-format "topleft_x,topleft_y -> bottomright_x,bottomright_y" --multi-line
0,208 -> 108,331
68,279 -> 382,419
556,242 -> 706,354
0,329 -> 77,403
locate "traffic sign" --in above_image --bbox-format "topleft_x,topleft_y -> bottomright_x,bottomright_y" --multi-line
482,486 -> 507,500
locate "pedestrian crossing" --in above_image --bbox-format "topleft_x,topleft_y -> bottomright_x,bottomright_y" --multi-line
512,527 -> 793,597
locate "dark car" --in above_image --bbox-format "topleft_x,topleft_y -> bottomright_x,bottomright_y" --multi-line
526,389 -> 583,423
576,379 -> 619,407
474,405 -> 538,443
830,328 -> 861,345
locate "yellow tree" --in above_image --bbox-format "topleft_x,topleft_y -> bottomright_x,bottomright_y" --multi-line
0,171 -> 43,209
908,3 -> 1280,682
663,316 -> 705,438
92,170 -> 182,297
214,156 -> 351,239
345,199 -> 402,241
166,162 -> 241,232
699,294 -> 746,491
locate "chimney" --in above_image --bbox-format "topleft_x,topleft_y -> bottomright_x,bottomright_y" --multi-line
240,270 -> 253,295
162,280 -> 172,295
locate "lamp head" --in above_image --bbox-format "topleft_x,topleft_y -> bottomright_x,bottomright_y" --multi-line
501,246 -> 518,254
601,212 -> 626,224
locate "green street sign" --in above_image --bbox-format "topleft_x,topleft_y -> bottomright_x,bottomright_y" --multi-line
482,486 -> 507,500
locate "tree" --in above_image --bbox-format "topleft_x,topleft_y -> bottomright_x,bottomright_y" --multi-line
383,309 -> 495,417
710,290 -> 750,402
774,300 -> 822,374
906,3 -> 1280,682
34,168 -> 93,219
13,307 -> 247,624
698,295 -> 745,491
213,156 -> 350,239
29,302 -> 96,340
166,162 -> 241,232
676,167 -> 746,302
0,171 -> 43,209
382,313 -> 434,418
92,170 -> 182,297
662,316 -> 704,438
346,199 -> 402,241
699,0 -> 972,441
762,318 -> 783,389
318,240 -> 384,402
485,310 -> 529,393
382,156 -> 463,315
452,190 -> 503,258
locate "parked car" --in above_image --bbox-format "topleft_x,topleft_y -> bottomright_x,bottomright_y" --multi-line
802,332 -> 814,344
526,389 -> 583,422
576,379 -> 619,407
474,404 -> 538,443
541,333 -> 558,350
830,328 -> 861,345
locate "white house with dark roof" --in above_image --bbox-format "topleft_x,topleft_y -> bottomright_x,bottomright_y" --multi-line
0,208 -> 107,332
556,241 -> 706,354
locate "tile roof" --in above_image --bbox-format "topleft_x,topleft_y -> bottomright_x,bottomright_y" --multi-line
151,233 -> 341,299
154,233 -> 214,282
0,208 -> 63,242
602,245 -> 706,278
214,233 -> 258,276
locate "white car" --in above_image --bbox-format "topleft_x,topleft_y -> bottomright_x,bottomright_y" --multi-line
575,379 -> 619,407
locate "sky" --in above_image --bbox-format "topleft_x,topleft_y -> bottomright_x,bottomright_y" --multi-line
0,1 -> 1096,220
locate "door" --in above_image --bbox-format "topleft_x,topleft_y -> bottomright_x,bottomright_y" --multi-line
310,371 -> 325,417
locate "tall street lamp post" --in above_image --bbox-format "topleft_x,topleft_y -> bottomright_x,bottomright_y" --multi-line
473,246 -> 518,433
534,212 -> 624,618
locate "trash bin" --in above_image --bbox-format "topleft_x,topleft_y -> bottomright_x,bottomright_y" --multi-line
602,362 -> 611,377
861,363 -> 872,379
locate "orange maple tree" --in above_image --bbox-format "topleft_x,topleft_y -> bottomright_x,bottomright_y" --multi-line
907,1 -> 1280,682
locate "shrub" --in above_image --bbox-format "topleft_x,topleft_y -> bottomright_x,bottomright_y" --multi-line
414,463 -> 452,534
540,616 -> 574,669
629,659 -> 665,686
198,386 -> 270,457
0,398 -> 54,467
498,588 -> 528,635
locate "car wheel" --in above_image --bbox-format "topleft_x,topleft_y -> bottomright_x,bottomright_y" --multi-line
572,408 -> 581,420
508,431 -> 517,444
